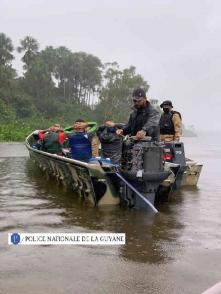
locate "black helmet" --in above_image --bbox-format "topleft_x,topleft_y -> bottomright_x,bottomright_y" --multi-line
132,88 -> 146,98
160,100 -> 173,108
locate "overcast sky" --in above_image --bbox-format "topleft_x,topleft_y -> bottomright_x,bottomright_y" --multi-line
1,0 -> 221,131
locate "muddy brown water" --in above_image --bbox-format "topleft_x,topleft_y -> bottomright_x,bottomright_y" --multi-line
0,137 -> 220,294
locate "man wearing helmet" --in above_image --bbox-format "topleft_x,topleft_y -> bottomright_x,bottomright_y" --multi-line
159,100 -> 182,142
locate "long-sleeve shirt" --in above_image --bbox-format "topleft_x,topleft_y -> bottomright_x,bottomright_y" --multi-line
123,102 -> 160,136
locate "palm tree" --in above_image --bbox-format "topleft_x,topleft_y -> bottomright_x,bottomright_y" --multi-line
0,33 -> 14,66
17,36 -> 39,70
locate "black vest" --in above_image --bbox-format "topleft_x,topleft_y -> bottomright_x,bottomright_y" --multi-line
160,112 -> 175,135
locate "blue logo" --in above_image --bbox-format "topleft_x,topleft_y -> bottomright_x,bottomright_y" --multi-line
11,233 -> 21,245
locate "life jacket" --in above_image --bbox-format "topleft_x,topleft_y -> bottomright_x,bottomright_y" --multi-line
69,133 -> 92,162
42,131 -> 63,154
159,111 -> 182,135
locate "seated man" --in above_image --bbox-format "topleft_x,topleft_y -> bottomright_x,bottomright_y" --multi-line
41,124 -> 67,155
68,119 -> 93,162
97,120 -> 123,164
65,121 -> 99,157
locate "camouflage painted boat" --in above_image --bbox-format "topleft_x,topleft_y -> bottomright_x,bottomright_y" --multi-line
181,159 -> 203,187
25,132 -> 171,211
26,132 -> 120,207
25,132 -> 202,210
162,141 -> 203,189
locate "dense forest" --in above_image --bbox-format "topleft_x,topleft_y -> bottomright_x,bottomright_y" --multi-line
0,32 -> 196,141
0,32 -> 150,140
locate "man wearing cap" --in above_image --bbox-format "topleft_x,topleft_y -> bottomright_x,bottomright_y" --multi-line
116,88 -> 160,140
159,100 -> 182,142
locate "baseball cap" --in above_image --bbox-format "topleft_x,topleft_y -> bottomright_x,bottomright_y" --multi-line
132,88 -> 146,98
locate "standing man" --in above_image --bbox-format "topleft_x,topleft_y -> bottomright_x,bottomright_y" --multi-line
159,100 -> 182,142
116,88 -> 160,140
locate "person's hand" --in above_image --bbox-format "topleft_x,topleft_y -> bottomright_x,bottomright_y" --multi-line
105,120 -> 115,127
116,129 -> 124,136
136,130 -> 146,140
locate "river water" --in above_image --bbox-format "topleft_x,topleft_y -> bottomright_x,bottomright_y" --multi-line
0,137 -> 220,294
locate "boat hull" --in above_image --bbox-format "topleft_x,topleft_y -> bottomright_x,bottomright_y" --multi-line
26,133 -> 120,206
181,160 -> 203,186
26,132 -> 173,209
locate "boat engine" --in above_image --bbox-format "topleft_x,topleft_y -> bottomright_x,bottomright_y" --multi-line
120,137 -> 170,208
163,142 -> 187,189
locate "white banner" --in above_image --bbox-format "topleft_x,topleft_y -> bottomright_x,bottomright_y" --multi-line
8,233 -> 125,245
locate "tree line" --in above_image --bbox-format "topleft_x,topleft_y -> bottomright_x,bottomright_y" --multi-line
0,32 -> 149,126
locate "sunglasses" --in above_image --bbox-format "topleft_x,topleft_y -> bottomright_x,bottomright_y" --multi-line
133,98 -> 143,103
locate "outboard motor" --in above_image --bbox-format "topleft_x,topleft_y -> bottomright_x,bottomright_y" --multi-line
163,142 -> 186,189
121,138 -> 170,209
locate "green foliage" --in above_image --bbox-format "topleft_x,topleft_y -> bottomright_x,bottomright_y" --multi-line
0,99 -> 16,121
96,63 -> 149,122
0,33 -> 14,66
22,56 -> 55,100
10,93 -> 37,118
17,36 -> 39,70
54,50 -> 103,104
0,33 -> 151,141
0,33 -> 16,101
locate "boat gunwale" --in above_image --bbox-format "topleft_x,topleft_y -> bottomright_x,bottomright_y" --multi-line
25,132 -> 104,171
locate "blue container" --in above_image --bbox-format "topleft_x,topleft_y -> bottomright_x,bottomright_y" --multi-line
100,158 -> 112,164
89,157 -> 101,163
89,157 -> 115,166
69,133 -> 92,162
89,157 -> 111,163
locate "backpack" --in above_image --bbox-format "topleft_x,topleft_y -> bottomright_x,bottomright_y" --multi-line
42,131 -> 61,154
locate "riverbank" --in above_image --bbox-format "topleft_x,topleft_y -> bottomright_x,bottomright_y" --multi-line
0,118 -> 72,141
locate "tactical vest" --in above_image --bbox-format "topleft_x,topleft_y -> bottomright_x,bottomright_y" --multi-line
42,131 -> 62,154
160,111 -> 181,135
